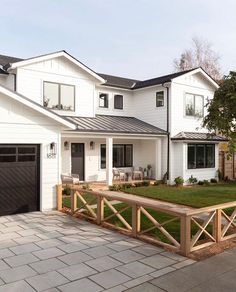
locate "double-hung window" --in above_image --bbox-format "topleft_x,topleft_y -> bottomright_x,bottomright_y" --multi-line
187,144 -> 215,169
100,144 -> 133,169
185,93 -> 204,117
114,95 -> 123,109
99,93 -> 109,108
44,81 -> 75,111
156,91 -> 164,107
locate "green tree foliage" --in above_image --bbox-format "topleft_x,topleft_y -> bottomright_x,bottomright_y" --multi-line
203,71 -> 236,153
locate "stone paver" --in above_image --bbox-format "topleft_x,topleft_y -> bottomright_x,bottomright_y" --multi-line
0,211 -> 197,291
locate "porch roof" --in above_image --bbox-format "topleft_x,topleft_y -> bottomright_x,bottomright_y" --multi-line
63,115 -> 167,136
171,131 -> 227,142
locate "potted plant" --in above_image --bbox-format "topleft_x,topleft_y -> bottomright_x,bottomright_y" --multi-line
143,168 -> 147,178
174,176 -> 184,187
147,164 -> 152,179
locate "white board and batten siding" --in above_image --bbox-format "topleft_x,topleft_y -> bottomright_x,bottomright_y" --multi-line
0,92 -> 62,210
15,56 -> 98,118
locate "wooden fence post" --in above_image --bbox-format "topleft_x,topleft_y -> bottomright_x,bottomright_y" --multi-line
71,189 -> 77,214
132,204 -> 141,237
180,215 -> 191,256
57,184 -> 62,211
97,195 -> 104,225
213,209 -> 222,242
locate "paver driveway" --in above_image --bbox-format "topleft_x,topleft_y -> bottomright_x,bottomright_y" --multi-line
0,211 -> 195,291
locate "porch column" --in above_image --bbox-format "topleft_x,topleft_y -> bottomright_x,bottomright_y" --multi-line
106,137 -> 113,186
155,138 -> 162,180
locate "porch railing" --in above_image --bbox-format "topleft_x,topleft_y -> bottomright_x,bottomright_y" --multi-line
57,184 -> 236,256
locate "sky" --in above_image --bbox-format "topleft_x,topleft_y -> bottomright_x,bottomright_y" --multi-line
0,0 -> 235,80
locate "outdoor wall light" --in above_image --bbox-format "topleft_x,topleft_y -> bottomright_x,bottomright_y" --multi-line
64,141 -> 69,150
90,141 -> 95,150
47,142 -> 57,158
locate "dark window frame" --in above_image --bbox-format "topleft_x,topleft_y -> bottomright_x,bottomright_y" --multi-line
114,94 -> 123,110
185,93 -> 204,117
156,91 -> 164,107
187,143 -> 215,169
99,93 -> 109,108
100,144 -> 133,169
43,81 -> 75,111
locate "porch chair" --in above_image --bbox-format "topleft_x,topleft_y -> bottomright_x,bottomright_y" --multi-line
112,168 -> 126,182
132,167 -> 143,180
61,173 -> 80,185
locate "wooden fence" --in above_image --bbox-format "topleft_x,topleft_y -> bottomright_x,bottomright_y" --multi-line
57,185 -> 236,256
219,151 -> 236,180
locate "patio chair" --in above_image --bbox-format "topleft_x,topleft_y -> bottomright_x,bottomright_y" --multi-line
132,167 -> 143,180
61,173 -> 80,185
112,168 -> 126,182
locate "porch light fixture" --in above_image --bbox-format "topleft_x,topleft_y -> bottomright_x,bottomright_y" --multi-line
90,141 -> 95,150
64,141 -> 69,150
47,142 -> 57,158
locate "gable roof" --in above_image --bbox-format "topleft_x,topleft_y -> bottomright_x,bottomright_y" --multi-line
0,84 -> 76,129
63,115 -> 167,136
3,51 -> 105,83
98,73 -> 140,89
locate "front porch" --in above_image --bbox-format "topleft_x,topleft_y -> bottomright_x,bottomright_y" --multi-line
61,135 -> 167,186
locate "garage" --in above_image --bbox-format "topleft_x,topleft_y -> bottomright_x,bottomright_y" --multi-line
0,145 -> 40,215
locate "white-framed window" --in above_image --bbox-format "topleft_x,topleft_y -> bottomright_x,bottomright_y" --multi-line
185,93 -> 204,117
43,81 -> 75,111
99,93 -> 109,108
156,91 -> 164,107
114,94 -> 123,109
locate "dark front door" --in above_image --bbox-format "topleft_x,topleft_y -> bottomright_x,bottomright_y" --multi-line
0,144 -> 40,216
71,143 -> 84,181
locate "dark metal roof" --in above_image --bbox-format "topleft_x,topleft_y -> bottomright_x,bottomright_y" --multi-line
0,54 -> 23,67
0,68 -> 8,75
63,115 -> 167,135
172,132 -> 227,142
98,73 -> 140,89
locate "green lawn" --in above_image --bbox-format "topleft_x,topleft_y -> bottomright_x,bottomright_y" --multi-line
124,182 -> 236,208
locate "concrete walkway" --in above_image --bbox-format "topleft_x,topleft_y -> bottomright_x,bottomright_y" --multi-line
0,211 -> 195,292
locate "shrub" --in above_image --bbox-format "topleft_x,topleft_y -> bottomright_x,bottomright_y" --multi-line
82,183 -> 91,190
142,180 -> 150,187
203,179 -> 210,186
109,184 -> 121,191
153,181 -> 159,186
62,186 -> 71,196
134,182 -> 143,187
188,175 -> 198,184
174,176 -> 184,186
198,180 -> 204,185
120,183 -> 133,190
210,178 -> 217,183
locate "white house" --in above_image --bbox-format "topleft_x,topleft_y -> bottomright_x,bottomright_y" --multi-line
0,50 -> 225,214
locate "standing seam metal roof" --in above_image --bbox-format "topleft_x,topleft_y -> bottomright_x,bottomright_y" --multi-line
63,115 -> 167,135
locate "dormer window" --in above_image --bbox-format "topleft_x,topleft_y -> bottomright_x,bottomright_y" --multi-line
43,81 -> 75,111
156,91 -> 164,107
99,93 -> 108,108
114,94 -> 123,110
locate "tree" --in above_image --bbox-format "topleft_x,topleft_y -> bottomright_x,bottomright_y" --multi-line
173,37 -> 221,80
203,71 -> 236,153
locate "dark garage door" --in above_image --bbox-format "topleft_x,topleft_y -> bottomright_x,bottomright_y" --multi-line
0,145 -> 40,216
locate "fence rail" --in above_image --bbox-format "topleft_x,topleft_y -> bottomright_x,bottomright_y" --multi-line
57,185 -> 236,256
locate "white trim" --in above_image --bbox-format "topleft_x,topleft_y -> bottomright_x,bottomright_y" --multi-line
7,51 -> 105,84
0,85 -> 76,130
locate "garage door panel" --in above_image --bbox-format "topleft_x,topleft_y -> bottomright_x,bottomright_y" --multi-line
0,145 -> 40,216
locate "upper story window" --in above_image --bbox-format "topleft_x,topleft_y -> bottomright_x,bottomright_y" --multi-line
188,144 -> 215,169
156,91 -> 164,107
43,81 -> 75,111
99,93 -> 108,108
114,94 -> 123,110
185,93 -> 204,117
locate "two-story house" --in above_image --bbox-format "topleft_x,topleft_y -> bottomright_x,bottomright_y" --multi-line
0,50 -> 225,215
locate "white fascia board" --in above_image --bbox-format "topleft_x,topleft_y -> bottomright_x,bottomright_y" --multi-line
0,85 -> 76,129
7,51 -> 105,84
172,68 -> 219,89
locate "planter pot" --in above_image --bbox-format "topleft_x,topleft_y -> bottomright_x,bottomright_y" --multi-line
147,169 -> 152,179
144,171 -> 147,178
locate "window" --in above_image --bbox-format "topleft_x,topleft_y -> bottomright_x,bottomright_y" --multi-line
156,91 -> 164,107
187,144 -> 215,169
100,144 -> 133,169
114,95 -> 123,109
99,93 -> 109,108
44,81 -> 75,111
185,93 -> 204,117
